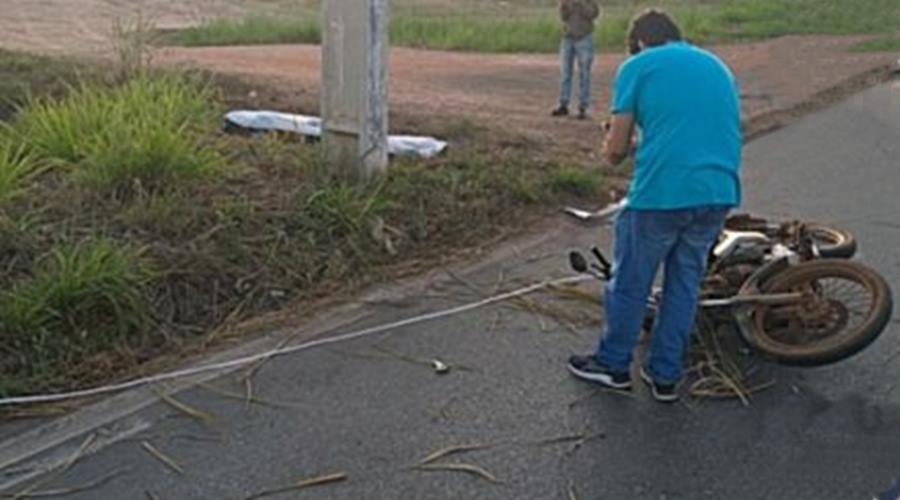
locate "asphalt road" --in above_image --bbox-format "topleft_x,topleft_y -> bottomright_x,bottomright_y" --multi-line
2,79 -> 899,500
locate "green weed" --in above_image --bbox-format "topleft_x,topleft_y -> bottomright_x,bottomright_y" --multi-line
166,15 -> 321,46
0,136 -> 44,204
0,240 -> 154,394
391,14 -> 561,52
12,74 -> 222,196
302,184 -> 387,240
546,166 -> 602,198
850,36 -> 900,52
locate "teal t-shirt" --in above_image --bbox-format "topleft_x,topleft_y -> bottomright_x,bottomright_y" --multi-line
611,41 -> 742,210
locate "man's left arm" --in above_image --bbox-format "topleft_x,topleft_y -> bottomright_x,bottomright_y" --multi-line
602,114 -> 635,166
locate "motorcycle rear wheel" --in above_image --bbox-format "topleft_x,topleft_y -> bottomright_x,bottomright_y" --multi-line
743,260 -> 892,366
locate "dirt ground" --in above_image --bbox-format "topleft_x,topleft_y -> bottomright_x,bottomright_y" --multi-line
1,1 -> 896,161
155,37 -> 896,160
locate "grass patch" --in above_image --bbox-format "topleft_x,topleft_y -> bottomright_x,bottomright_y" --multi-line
166,15 -> 321,47
166,0 -> 900,53
850,36 -> 900,52
0,138 -> 43,204
10,74 -> 222,196
0,240 -> 153,395
391,14 -> 560,53
545,166 -> 603,198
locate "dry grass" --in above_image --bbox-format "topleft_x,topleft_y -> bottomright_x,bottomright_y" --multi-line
542,284 -> 773,403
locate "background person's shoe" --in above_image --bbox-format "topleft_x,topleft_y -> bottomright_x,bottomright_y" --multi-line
551,106 -> 569,117
576,108 -> 588,120
640,367 -> 679,403
567,354 -> 632,390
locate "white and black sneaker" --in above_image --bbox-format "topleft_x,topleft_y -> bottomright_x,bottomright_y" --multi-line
640,367 -> 679,403
567,354 -> 632,390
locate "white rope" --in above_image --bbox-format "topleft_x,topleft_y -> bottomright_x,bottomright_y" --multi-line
0,275 -> 591,407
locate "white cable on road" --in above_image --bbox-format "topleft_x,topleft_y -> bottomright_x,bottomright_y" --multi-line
0,275 -> 591,407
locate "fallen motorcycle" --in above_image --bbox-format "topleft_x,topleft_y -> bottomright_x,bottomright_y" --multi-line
567,203 -> 893,366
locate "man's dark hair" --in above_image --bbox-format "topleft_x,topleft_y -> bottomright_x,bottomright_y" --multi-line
627,9 -> 683,55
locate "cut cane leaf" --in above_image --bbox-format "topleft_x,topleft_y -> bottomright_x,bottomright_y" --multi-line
416,463 -> 500,484
417,443 -> 494,465
141,441 -> 185,475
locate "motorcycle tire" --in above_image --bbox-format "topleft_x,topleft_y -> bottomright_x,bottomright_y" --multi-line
724,215 -> 857,259
743,260 -> 892,366
805,224 -> 857,259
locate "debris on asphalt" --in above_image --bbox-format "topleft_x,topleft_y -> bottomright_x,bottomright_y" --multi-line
294,473 -> 348,489
343,346 -> 462,375
417,443 -> 496,465
9,468 -> 128,499
528,432 -> 605,448
140,441 -> 185,475
444,269 -> 595,336
155,389 -> 217,427
687,318 -> 776,405
565,300 -> 776,405
431,359 -> 451,374
568,482 -> 580,500
198,382 -> 296,410
415,463 -> 500,484
241,472 -> 347,500
8,434 -> 98,499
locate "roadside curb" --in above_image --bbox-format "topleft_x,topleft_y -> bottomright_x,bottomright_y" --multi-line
0,220 -> 566,492
743,63 -> 899,142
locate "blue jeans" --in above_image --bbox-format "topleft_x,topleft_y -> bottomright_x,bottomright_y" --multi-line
595,206 -> 729,384
559,35 -> 594,111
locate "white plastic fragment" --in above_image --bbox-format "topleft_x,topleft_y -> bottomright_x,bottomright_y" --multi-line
224,110 -> 448,159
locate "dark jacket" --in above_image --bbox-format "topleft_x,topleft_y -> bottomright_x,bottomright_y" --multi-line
560,0 -> 600,39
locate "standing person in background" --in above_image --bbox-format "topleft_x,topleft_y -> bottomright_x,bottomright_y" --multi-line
552,0 -> 600,120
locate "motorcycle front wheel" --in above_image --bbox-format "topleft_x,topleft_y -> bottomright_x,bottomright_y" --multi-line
742,260 -> 893,366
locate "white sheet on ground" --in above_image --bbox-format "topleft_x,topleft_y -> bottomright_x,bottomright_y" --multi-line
224,110 -> 448,159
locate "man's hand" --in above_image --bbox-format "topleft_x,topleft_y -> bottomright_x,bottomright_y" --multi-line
602,114 -> 635,167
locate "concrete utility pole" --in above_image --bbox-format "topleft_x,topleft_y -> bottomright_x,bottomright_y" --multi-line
321,0 -> 390,182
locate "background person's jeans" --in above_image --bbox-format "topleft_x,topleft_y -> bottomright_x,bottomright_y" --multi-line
559,35 -> 594,111
595,206 -> 729,384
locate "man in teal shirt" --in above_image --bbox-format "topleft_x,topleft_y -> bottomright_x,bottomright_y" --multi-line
568,9 -> 742,402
